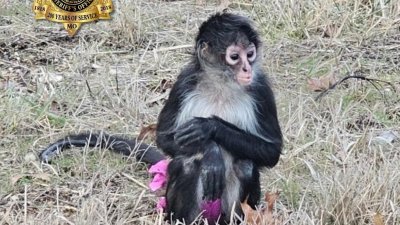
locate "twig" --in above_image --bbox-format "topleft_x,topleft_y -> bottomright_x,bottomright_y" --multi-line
85,79 -> 94,99
121,172 -> 148,189
115,73 -> 120,97
153,44 -> 192,53
315,75 -> 395,101
114,59 -> 120,97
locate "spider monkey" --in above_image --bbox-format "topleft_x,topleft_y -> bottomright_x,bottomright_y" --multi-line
39,13 -> 282,224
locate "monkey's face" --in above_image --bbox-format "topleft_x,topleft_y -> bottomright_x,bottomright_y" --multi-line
225,43 -> 257,86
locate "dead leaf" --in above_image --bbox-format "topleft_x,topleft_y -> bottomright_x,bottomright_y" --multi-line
10,173 -> 51,185
11,174 -> 25,185
145,91 -> 170,105
307,74 -> 337,92
24,152 -> 37,162
241,200 -> 261,225
32,173 -> 51,182
138,124 -> 157,141
159,79 -> 173,93
323,24 -> 339,38
241,191 -> 281,225
265,192 -> 279,211
373,213 -> 385,225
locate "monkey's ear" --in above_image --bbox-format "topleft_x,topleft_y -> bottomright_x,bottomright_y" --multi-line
199,42 -> 209,58
197,41 -> 218,64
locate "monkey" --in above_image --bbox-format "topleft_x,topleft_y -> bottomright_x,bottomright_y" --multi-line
38,13 -> 282,224
155,13 -> 282,224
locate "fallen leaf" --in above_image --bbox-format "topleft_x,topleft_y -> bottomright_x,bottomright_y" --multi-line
241,200 -> 262,225
32,173 -> 51,182
138,124 -> 157,141
24,152 -> 37,162
323,24 -> 339,38
241,191 -> 280,225
159,79 -> 173,93
265,192 -> 279,211
11,173 -> 51,185
373,213 -> 385,225
11,174 -> 25,185
307,74 -> 337,92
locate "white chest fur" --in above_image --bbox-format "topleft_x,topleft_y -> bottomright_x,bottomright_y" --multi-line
175,77 -> 259,135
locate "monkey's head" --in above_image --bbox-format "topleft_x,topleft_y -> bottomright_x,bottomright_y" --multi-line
195,13 -> 261,86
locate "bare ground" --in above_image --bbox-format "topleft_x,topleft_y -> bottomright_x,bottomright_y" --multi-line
0,0 -> 400,224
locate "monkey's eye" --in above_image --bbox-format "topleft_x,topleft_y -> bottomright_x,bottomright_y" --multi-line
230,54 -> 239,61
247,50 -> 256,62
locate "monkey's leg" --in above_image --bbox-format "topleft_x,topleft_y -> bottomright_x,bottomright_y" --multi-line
234,159 -> 261,208
216,160 -> 261,224
165,155 -> 203,223
165,143 -> 226,224
200,142 -> 226,223
201,142 -> 225,201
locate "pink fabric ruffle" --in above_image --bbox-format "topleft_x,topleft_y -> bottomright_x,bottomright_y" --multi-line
148,159 -> 169,211
148,159 -> 222,222
201,199 -> 222,222
148,159 -> 169,191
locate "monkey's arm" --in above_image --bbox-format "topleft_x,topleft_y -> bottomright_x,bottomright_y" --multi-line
174,116 -> 281,168
156,117 -> 181,158
201,142 -> 225,201
156,65 -> 199,157
174,75 -> 282,168
214,116 -> 281,168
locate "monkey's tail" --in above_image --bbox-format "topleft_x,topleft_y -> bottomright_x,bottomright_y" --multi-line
39,132 -> 165,165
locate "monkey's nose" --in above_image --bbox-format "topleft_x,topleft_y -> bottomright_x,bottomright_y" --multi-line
242,67 -> 248,72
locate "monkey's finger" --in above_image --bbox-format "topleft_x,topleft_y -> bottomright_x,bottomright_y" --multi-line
214,171 -> 225,199
205,169 -> 219,200
208,177 -> 215,200
176,121 -> 197,132
203,169 -> 224,200
173,126 -> 195,141
212,172 -> 218,200
175,132 -> 203,147
201,171 -> 212,200
174,124 -> 198,137
174,131 -> 193,143
174,134 -> 190,146
205,172 -> 214,200
214,176 -> 221,200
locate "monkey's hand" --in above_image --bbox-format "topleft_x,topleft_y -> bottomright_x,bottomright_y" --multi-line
174,117 -> 217,148
201,145 -> 225,200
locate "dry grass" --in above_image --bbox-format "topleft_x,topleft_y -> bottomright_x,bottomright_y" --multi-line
1,0 -> 399,224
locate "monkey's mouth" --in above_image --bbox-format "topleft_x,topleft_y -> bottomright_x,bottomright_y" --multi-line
237,76 -> 252,86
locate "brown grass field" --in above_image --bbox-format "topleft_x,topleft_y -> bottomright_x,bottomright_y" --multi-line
1,0 -> 399,224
